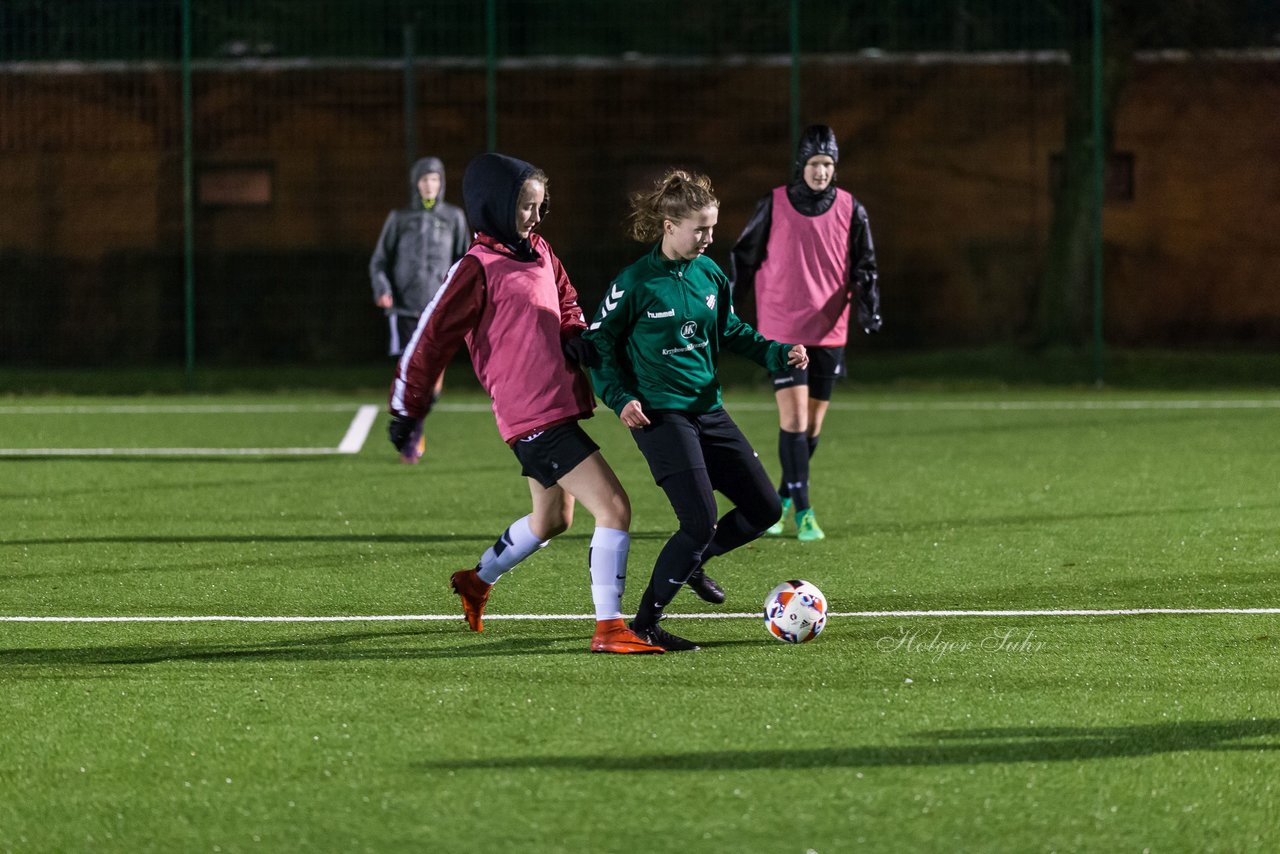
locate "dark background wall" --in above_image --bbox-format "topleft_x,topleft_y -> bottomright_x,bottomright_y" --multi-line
2,55 -> 1278,364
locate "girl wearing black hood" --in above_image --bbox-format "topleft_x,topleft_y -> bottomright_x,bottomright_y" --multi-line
387,153 -> 662,655
730,124 -> 882,543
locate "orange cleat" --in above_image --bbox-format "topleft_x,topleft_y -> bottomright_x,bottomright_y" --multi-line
400,428 -> 427,464
590,618 -> 665,654
450,568 -> 492,632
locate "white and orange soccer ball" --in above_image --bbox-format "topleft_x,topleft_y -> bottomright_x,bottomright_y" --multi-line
763,579 -> 828,644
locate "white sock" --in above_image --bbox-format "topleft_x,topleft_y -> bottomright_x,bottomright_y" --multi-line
588,527 -> 630,621
476,515 -> 547,585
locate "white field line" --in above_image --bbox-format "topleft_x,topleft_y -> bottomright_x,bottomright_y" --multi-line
0,404 -> 379,457
1,398 -> 1274,455
3,608 -> 1279,624
3,399 -> 1280,417
337,405 -> 379,453
728,399 -> 1280,412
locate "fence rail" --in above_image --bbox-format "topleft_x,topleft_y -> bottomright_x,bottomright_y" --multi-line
2,1 -> 1277,378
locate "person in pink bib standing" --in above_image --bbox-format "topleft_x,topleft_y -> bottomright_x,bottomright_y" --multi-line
730,125 -> 882,541
387,152 -> 662,655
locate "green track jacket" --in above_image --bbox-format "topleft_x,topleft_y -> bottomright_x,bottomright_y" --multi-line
586,243 -> 793,416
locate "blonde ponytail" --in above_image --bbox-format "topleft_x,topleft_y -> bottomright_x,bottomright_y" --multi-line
626,169 -> 719,243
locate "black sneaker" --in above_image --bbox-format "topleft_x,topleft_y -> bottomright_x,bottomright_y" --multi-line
629,620 -> 700,652
686,567 -> 726,605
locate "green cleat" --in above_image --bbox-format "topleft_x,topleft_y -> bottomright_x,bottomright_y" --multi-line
765,497 -> 793,536
796,508 -> 826,542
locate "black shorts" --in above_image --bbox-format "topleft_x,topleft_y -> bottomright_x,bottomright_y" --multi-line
388,314 -> 420,357
770,345 -> 845,401
510,421 -> 600,488
631,408 -> 761,485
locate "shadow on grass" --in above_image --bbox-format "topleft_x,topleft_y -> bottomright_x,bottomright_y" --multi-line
870,501 -> 1280,538
6,533 -> 496,547
0,627 -> 588,668
858,563 -> 1280,613
412,718 -> 1280,772
3,530 -> 673,550
848,408 -> 1255,442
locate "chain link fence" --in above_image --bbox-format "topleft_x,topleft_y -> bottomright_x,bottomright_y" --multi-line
2,1 -> 1277,372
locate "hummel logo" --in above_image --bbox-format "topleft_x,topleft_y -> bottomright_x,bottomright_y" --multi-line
603,283 -> 625,313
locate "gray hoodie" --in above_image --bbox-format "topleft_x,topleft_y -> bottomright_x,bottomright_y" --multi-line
369,156 -> 471,316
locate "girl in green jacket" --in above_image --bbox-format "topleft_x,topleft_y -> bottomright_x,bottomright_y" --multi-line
586,170 -> 808,651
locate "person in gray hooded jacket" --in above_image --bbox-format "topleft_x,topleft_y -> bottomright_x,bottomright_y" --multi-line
370,156 -> 470,462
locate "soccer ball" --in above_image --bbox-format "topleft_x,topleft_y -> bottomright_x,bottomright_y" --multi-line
763,579 -> 827,644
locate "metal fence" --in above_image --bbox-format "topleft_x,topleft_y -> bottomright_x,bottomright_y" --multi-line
2,1 -> 1277,377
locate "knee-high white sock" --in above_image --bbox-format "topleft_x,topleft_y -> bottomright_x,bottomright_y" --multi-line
588,527 -> 630,621
476,515 -> 547,585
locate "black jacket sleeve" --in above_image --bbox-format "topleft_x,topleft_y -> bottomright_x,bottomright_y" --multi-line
848,201 -> 882,332
729,194 -> 773,300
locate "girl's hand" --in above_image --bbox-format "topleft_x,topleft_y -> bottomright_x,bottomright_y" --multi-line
788,344 -> 809,370
619,399 -> 650,429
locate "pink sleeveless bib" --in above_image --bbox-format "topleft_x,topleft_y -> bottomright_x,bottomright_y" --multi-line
467,238 -> 593,441
755,186 -> 853,347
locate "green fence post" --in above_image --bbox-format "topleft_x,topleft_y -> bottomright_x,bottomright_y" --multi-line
486,0 -> 497,151
1091,0 -> 1106,385
789,0 -> 800,155
404,20 -> 418,200
181,0 -> 195,389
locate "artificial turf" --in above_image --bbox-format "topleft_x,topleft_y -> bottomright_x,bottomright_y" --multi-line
2,388 -> 1278,852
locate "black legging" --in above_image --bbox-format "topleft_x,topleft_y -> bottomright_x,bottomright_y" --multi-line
634,464 -> 780,626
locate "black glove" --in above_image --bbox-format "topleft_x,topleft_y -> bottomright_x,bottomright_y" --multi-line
562,334 -> 600,369
387,414 -> 421,453
855,273 -> 882,334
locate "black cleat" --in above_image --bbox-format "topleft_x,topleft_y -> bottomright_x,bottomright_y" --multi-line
686,568 -> 726,605
629,620 -> 700,652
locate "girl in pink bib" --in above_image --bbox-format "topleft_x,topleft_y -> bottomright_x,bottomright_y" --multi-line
730,125 -> 882,541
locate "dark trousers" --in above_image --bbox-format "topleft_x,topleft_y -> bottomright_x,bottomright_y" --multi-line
631,409 -> 781,625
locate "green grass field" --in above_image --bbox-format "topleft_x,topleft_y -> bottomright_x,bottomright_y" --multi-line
3,388 -> 1278,852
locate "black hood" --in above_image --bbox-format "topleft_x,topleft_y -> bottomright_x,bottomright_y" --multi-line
787,125 -> 840,215
792,124 -> 840,179
463,152 -> 538,251
410,156 -> 446,206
